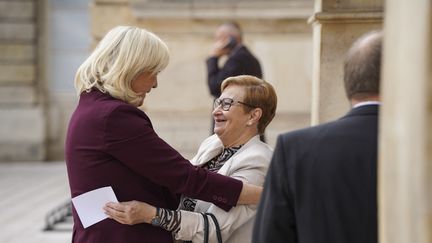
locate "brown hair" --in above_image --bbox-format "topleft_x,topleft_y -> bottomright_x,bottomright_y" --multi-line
221,75 -> 277,134
344,30 -> 383,100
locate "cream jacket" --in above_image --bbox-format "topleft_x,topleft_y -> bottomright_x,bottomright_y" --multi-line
175,134 -> 272,243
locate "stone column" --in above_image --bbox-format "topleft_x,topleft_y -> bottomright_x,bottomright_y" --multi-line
309,0 -> 383,124
379,0 -> 432,242
0,0 -> 46,161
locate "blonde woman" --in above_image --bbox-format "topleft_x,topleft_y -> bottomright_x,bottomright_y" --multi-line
66,26 -> 261,243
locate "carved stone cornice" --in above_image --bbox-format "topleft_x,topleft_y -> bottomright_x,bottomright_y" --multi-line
308,11 -> 383,24
128,0 -> 313,19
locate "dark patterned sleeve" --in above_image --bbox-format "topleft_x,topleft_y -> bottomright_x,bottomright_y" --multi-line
156,208 -> 182,234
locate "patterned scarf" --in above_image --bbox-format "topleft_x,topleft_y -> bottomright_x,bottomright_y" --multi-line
180,145 -> 243,212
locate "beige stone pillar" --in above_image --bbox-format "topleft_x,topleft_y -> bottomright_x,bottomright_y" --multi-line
310,0 -> 382,125
0,0 -> 46,161
379,0 -> 432,242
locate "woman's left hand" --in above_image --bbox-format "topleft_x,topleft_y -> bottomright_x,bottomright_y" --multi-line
104,200 -> 156,225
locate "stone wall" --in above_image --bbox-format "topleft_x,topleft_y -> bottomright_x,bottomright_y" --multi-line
91,0 -> 314,114
310,0 -> 383,124
0,0 -> 46,161
0,0 -> 315,160
79,0 -> 315,157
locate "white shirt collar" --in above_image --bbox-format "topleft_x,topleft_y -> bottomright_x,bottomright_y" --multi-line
353,101 -> 381,108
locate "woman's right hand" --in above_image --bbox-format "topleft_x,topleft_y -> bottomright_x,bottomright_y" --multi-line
104,200 -> 156,225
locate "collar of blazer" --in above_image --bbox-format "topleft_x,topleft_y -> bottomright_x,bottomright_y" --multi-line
191,134 -> 261,167
342,104 -> 379,120
228,44 -> 246,58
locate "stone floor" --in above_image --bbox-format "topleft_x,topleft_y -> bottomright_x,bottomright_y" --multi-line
0,111 -> 310,243
0,162 -> 72,243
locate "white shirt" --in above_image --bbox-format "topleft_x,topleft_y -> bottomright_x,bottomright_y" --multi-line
353,101 -> 381,108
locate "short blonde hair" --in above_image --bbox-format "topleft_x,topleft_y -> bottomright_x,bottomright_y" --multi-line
74,26 -> 169,106
221,75 -> 277,134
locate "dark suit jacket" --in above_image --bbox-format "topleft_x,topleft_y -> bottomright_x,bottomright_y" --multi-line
206,45 -> 262,98
253,105 -> 379,243
65,90 -> 242,243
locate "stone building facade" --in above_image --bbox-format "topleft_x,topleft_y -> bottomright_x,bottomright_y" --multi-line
88,0 -> 315,158
0,0 -> 45,161
0,0 -> 315,160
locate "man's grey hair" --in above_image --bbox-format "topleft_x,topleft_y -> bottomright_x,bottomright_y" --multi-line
344,30 -> 383,100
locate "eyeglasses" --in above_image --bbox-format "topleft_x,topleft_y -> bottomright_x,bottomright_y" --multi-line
213,98 -> 255,111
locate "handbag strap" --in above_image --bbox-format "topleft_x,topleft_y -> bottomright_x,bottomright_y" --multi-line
206,213 -> 222,243
201,212 -> 209,243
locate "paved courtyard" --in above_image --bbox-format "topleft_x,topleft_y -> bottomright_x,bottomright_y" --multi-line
0,162 -> 72,243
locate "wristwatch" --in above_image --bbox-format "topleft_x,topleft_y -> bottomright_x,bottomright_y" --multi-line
150,207 -> 161,226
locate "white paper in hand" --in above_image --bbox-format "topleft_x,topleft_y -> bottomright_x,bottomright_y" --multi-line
71,186 -> 118,228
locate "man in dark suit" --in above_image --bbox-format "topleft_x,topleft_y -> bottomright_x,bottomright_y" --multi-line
206,22 -> 264,140
253,30 -> 383,243
206,22 -> 262,98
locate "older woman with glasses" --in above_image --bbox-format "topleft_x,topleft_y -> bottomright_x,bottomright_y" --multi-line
104,75 -> 278,243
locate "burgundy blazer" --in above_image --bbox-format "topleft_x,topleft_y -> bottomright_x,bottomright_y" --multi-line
65,90 -> 242,243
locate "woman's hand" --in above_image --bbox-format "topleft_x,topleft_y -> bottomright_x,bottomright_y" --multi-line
103,200 -> 156,225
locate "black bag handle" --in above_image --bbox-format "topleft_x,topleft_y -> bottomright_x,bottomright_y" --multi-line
201,212 -> 209,243
206,213 -> 222,243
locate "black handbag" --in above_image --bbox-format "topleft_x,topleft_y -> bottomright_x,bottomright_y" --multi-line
201,212 -> 222,243
184,213 -> 222,243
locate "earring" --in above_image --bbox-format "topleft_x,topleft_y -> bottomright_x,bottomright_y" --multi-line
247,122 -> 252,126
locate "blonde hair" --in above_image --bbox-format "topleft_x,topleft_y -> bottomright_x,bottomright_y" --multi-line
221,75 -> 277,134
74,26 -> 169,106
